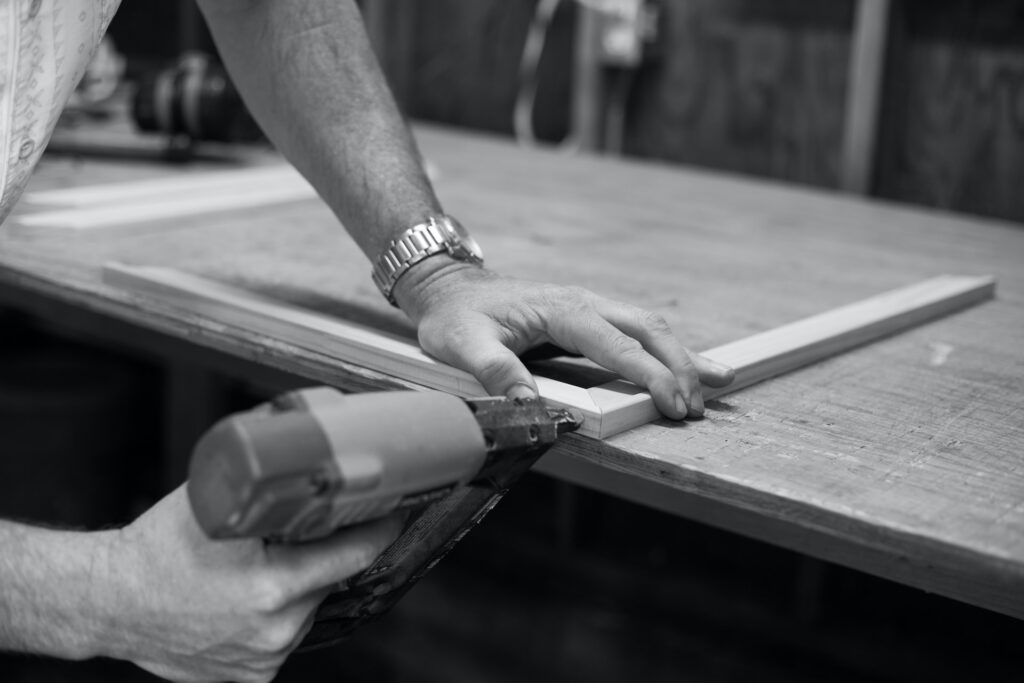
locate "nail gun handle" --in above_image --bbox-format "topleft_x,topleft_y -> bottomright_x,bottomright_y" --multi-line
299,444 -> 536,650
297,396 -> 579,649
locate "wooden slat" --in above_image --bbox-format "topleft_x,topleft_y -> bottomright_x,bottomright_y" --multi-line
23,165 -> 307,208
102,263 -> 995,440
18,169 -> 316,230
582,274 -> 996,436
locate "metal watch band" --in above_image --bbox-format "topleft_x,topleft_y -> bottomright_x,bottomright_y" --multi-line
371,215 -> 483,305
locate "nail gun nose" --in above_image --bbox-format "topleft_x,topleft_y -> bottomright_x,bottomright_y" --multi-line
551,408 -> 584,436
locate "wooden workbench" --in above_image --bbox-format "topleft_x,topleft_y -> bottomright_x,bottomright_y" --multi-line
2,124 -> 1022,621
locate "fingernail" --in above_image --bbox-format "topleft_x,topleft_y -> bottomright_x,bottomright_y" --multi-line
674,393 -> 688,417
507,382 -> 538,401
712,360 -> 733,374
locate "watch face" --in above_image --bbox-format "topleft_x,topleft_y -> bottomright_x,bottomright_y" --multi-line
445,216 -> 484,262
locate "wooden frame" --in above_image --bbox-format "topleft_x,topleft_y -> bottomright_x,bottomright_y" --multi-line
103,264 -> 995,439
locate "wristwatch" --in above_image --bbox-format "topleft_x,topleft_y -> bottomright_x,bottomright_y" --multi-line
372,214 -> 484,305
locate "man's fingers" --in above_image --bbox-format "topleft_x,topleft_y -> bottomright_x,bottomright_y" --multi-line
594,300 -> 735,411
595,299 -> 736,388
268,515 -> 402,598
593,300 -> 703,413
549,310 -> 692,419
411,278 -> 731,417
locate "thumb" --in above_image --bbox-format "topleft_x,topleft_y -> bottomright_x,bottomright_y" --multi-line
427,326 -> 539,399
270,515 -> 403,594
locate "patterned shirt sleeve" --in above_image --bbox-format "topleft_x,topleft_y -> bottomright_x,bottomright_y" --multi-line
0,0 -> 122,224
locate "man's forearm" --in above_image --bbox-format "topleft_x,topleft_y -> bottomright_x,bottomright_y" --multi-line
0,521 -> 115,659
195,0 -> 440,261
194,0 -> 733,413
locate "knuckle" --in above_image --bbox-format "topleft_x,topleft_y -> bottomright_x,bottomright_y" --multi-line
563,284 -> 591,301
673,356 -> 700,384
608,333 -> 644,357
643,365 -> 679,393
423,322 -> 495,362
474,352 -> 518,386
257,621 -> 299,656
531,285 -> 595,335
638,310 -> 672,337
677,359 -> 699,380
501,305 -> 540,339
251,578 -> 291,614
541,284 -> 587,308
418,321 -> 458,353
345,542 -> 378,574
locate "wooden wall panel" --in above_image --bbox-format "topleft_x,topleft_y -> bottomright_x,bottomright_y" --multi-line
104,1 -> 1024,222
876,1 -> 1024,223
361,0 -> 421,110
367,1 -> 1024,222
625,0 -> 854,189
403,0 -> 574,141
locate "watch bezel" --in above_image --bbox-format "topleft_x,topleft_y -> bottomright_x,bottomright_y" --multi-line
443,216 -> 484,262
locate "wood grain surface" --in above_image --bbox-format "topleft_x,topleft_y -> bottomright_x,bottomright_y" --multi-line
401,0 -> 573,142
877,1 -> 1024,223
626,0 -> 854,188
2,123 -> 1023,619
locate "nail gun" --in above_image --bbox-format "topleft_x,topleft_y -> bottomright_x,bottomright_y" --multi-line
186,387 -> 581,649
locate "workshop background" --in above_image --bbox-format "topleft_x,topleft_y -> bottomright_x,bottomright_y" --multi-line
3,0 -> 1023,681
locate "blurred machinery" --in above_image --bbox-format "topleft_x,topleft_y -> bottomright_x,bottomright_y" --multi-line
133,52 -> 262,147
54,40 -> 261,161
515,0 -> 660,152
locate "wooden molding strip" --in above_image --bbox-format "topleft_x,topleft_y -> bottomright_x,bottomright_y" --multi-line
18,173 -> 316,230
102,264 -> 995,439
584,274 -> 996,437
19,161 -> 436,230
24,165 -> 308,208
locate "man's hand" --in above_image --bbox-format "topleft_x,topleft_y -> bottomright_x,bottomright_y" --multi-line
99,486 -> 400,683
395,260 -> 734,419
